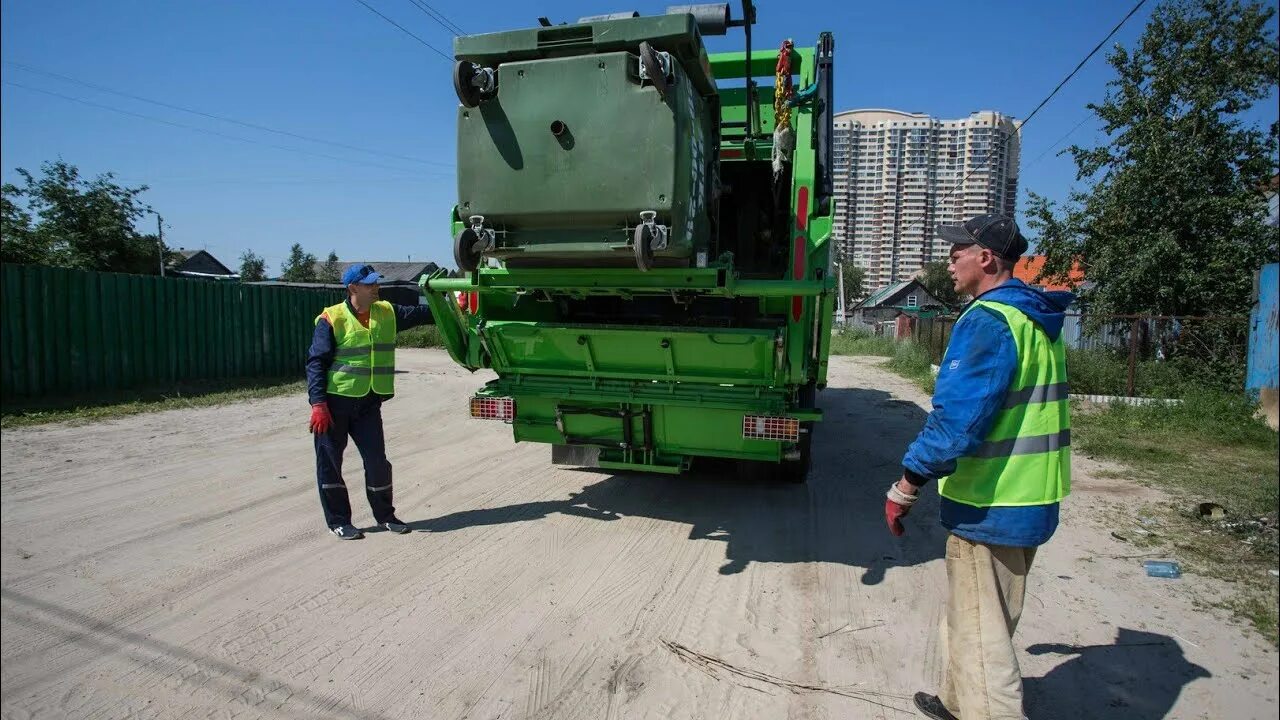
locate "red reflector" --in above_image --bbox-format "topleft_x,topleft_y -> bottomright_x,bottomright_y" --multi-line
792,234 -> 806,321
470,396 -> 515,422
796,185 -> 809,230
742,415 -> 800,442
721,148 -> 744,158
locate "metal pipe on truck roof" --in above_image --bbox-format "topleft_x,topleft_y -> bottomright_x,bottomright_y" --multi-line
665,4 -> 731,35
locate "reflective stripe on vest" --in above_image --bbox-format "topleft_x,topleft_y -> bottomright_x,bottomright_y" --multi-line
317,300 -> 397,397
936,299 -> 1072,508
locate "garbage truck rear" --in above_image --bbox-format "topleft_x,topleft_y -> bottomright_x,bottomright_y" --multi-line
423,2 -> 836,482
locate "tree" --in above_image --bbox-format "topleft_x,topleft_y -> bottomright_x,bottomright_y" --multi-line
918,260 -> 963,310
238,250 -> 267,282
317,251 -> 341,283
1028,0 -> 1279,317
837,261 -> 866,310
1,184 -> 44,264
280,243 -> 318,282
0,160 -> 164,273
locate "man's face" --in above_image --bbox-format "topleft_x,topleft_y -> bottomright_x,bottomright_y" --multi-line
948,243 -> 990,297
349,282 -> 380,305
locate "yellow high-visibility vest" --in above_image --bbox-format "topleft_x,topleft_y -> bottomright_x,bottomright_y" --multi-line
316,300 -> 397,397
937,300 -> 1071,507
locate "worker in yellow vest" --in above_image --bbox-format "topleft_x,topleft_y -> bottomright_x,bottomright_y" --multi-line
306,264 -> 434,540
885,216 -> 1074,720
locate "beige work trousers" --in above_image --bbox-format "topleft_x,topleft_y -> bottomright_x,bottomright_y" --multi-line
938,533 -> 1037,720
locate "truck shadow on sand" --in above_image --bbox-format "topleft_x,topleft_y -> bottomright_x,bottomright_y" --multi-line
411,386 -> 948,583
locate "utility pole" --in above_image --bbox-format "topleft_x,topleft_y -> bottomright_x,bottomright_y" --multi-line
835,261 -> 846,326
157,214 -> 165,277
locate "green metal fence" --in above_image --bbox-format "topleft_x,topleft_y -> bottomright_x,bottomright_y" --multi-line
1,264 -> 346,400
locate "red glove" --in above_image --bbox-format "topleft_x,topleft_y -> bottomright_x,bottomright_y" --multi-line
885,480 -> 919,537
309,402 -> 333,434
885,498 -> 911,536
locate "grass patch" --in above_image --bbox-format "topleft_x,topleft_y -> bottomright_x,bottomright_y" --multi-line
397,325 -> 445,349
1074,389 -> 1279,644
885,341 -> 937,394
829,328 -> 898,357
2,377 -> 304,428
1067,347 -> 1243,398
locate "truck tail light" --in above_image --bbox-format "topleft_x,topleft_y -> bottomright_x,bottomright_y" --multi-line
471,396 -> 515,422
742,415 -> 800,442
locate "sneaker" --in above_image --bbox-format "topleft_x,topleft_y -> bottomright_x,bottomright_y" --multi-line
912,693 -> 958,720
331,524 -> 364,540
382,517 -> 411,534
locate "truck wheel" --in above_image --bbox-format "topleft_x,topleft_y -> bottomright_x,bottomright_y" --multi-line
454,227 -> 483,272
780,383 -> 817,484
633,223 -> 655,272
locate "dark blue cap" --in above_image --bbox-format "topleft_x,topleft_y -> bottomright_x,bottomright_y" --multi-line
939,214 -> 1028,261
341,264 -> 384,285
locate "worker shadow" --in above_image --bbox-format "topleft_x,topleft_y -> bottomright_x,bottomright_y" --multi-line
411,385 -> 948,582
1023,628 -> 1211,719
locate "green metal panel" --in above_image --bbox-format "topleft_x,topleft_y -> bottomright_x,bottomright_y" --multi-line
454,13 -> 716,96
68,267 -> 87,392
0,264 -> 344,399
456,50 -> 712,265
708,49 -> 804,79
3,267 -> 17,395
484,321 -> 777,385
488,376 -> 800,464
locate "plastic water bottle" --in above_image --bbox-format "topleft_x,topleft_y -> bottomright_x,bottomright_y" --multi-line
1143,560 -> 1182,579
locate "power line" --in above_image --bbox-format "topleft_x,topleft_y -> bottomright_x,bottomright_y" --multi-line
897,0 -> 1149,238
352,0 -> 452,61
121,176 -> 436,186
1025,114 -> 1095,169
405,0 -> 465,36
3,60 -> 452,169
3,81 -> 453,176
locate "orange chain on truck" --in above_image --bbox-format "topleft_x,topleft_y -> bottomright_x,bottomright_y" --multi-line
773,39 -> 795,131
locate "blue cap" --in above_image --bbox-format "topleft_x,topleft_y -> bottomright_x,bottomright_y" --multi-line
341,264 -> 384,285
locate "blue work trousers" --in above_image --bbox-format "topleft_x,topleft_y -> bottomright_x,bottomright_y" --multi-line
314,393 -> 395,528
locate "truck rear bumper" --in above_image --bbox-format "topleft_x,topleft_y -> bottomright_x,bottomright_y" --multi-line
471,375 -> 821,469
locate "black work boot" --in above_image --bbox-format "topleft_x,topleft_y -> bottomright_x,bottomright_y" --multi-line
913,692 -> 959,720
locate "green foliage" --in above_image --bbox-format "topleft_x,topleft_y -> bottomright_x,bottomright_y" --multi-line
280,243 -> 318,282
1028,0 -> 1280,316
317,251 -> 342,283
1,187 -> 40,263
837,262 -> 866,309
829,327 -> 897,356
0,160 -> 166,274
917,260 -> 962,310
238,250 -> 267,282
396,325 -> 444,348
885,341 -> 937,394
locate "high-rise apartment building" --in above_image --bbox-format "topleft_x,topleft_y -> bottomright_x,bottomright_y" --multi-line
832,109 -> 1022,292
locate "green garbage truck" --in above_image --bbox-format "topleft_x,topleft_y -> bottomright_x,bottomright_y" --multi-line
423,2 -> 836,482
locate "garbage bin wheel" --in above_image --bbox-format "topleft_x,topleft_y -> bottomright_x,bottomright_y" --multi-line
454,227 -> 484,272
453,61 -> 482,108
639,41 -> 669,101
633,223 -> 655,272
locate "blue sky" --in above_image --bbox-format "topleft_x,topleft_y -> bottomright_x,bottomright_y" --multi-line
2,0 -> 1276,273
